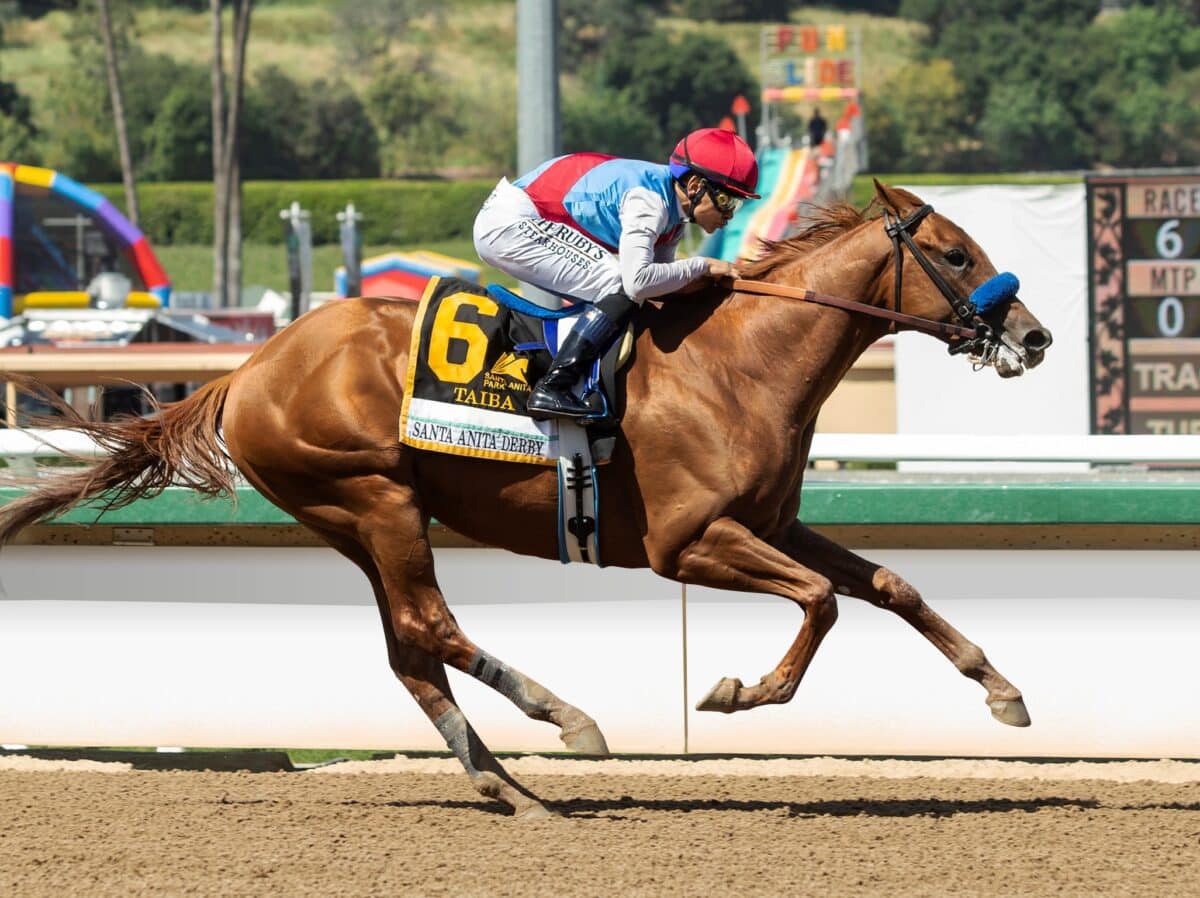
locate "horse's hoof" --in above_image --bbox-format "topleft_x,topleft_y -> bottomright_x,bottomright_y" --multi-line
696,676 -> 743,713
514,801 -> 557,821
560,721 -> 610,756
989,697 -> 1031,727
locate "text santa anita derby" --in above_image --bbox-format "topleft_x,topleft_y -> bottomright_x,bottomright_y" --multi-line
0,183 -> 1052,818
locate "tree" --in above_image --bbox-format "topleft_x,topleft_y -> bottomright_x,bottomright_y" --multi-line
241,66 -> 304,179
558,0 -> 665,72
242,67 -> 381,179
366,61 -> 461,175
332,0 -> 440,69
891,0 -> 1200,170
144,69 -> 213,181
13,0 -> 78,16
562,88 -> 663,159
819,0 -> 901,11
0,23 -> 37,161
38,9 -> 192,180
32,5 -> 122,179
675,0 -> 793,21
978,81 -> 1089,170
1161,68 -> 1200,165
298,79 -> 381,179
458,79 -> 519,174
1074,5 -> 1200,167
39,68 -> 119,180
210,0 -> 252,309
871,58 -> 971,171
596,31 -> 759,149
0,111 -> 37,162
96,0 -> 139,225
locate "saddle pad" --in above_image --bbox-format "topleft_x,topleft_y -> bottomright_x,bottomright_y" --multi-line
400,276 -> 559,465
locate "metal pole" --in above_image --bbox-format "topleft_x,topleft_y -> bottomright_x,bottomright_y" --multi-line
337,202 -> 363,298
516,0 -> 561,309
75,214 -> 86,285
760,24 -> 771,149
280,201 -> 311,322
681,584 -> 689,755
517,0 -> 559,176
297,211 -> 313,315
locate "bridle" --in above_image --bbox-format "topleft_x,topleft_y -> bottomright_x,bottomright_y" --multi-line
733,203 -> 1017,365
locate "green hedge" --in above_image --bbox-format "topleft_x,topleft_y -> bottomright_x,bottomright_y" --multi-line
93,179 -> 497,246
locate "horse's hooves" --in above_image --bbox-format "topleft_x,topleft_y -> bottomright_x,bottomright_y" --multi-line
561,721 -> 611,756
989,697 -> 1031,727
696,676 -> 743,713
514,801 -> 557,821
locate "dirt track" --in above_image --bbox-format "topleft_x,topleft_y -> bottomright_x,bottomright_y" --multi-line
1,758 -> 1198,897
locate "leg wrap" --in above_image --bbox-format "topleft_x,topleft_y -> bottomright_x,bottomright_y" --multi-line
433,707 -> 485,777
469,650 -> 534,707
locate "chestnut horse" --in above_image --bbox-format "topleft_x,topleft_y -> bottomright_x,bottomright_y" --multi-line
0,183 -> 1051,817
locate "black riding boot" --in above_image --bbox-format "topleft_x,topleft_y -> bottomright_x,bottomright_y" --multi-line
526,292 -> 637,422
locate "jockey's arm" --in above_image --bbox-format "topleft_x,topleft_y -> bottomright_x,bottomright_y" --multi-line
617,188 -> 709,301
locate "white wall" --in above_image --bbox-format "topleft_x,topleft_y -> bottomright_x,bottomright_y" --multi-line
2,544 -> 1198,759
894,185 -> 1090,459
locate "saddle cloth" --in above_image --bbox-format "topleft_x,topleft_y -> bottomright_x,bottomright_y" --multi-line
398,276 -> 628,466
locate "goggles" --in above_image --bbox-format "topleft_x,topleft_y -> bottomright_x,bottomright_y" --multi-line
702,179 -> 743,216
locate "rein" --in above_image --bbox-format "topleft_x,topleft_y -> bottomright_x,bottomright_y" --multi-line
730,278 -> 977,340
730,204 -> 1021,358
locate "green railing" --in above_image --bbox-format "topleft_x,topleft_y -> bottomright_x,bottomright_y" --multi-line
5,478 -> 1200,527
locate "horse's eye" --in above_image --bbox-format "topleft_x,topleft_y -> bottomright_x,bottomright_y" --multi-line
944,248 -> 968,269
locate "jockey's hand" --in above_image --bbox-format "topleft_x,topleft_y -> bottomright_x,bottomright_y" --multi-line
705,258 -> 742,281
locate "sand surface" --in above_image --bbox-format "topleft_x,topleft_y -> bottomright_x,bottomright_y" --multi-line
1,757 -> 1198,897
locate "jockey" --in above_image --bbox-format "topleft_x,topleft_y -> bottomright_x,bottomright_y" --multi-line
473,127 -> 760,421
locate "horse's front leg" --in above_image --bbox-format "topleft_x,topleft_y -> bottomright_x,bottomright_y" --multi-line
672,516 -> 839,713
772,520 -> 1030,727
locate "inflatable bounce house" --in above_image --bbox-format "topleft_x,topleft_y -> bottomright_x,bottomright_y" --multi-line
0,163 -> 171,320
335,250 -> 480,300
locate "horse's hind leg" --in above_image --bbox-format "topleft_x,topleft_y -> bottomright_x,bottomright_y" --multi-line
310,522 -> 553,817
391,643 -> 555,819
773,521 -> 1030,727
356,481 -> 610,756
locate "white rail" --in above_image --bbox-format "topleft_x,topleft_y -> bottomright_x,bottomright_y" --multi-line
2,429 -> 1199,464
807,433 -> 1200,464
0,430 -> 108,460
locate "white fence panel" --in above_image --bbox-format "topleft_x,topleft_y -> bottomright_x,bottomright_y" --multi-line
2,544 -> 1198,758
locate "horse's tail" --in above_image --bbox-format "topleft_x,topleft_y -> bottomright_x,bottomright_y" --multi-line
0,375 -> 236,546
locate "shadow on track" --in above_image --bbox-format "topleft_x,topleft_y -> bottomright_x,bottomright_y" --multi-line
329,795 -> 1200,819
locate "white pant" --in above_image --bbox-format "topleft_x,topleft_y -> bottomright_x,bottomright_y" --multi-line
473,178 -> 624,310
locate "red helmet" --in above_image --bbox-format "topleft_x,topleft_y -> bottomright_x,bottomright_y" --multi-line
669,128 -> 760,199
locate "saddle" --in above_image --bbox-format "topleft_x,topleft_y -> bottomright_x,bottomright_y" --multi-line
399,276 -> 633,467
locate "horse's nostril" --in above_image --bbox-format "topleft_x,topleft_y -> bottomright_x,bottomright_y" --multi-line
1023,328 -> 1052,352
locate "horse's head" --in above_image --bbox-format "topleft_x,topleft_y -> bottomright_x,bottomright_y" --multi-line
874,180 -> 1052,377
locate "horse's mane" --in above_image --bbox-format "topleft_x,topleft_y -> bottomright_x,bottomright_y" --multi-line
740,201 -> 878,280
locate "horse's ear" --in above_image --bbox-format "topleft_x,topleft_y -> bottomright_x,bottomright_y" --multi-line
872,179 -> 925,216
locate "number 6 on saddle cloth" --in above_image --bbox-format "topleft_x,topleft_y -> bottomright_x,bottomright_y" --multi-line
397,276 -> 634,564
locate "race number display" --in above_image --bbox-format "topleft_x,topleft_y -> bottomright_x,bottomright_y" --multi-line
1088,173 -> 1200,434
